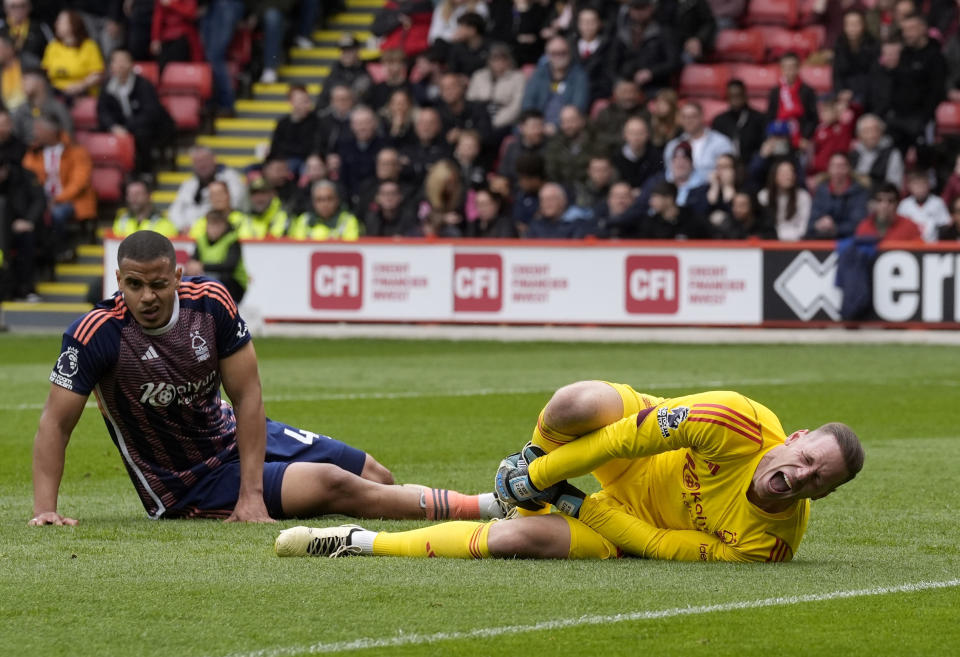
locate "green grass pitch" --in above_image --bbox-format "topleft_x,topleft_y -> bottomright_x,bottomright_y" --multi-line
1,334 -> 958,657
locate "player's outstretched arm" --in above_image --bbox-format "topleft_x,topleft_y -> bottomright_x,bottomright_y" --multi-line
29,384 -> 87,526
220,341 -> 274,523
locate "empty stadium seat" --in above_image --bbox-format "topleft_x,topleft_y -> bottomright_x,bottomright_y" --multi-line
159,62 -> 213,101
70,96 -> 99,132
750,26 -> 821,61
134,61 -> 159,87
744,0 -> 799,27
729,63 -> 779,99
90,167 -> 124,203
713,29 -> 766,63
799,64 -> 832,94
797,0 -> 824,26
161,94 -> 202,132
679,64 -> 731,99
936,101 -> 960,137
75,132 -> 136,172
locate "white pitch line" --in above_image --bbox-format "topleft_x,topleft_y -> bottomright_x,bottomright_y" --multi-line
0,377 -> 804,412
220,579 -> 960,657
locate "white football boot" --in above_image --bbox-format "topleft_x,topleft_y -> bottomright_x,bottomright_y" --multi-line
275,524 -> 365,557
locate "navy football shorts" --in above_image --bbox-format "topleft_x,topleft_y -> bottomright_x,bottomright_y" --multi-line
171,418 -> 367,518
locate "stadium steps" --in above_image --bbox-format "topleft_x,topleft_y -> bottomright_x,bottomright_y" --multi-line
0,244 -> 101,331
144,8 -> 380,219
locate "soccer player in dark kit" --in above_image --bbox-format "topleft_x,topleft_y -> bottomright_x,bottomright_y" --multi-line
30,231 -> 503,525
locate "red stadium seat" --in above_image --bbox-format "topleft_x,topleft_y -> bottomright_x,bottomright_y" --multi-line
70,96 -> 98,132
90,167 -> 124,203
74,132 -> 136,172
729,63 -> 780,99
161,94 -> 202,132
159,62 -> 213,101
134,61 -> 159,87
936,101 -> 960,137
799,64 -> 832,95
713,29 -> 766,63
745,0 -> 799,27
750,26 -> 821,61
678,64 -> 731,99
744,0 -> 799,27
797,0 -> 824,26
590,98 -> 610,119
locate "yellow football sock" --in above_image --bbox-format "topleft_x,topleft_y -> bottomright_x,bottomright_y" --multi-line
372,521 -> 492,559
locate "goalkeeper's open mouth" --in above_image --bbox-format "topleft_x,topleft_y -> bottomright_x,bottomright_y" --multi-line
769,471 -> 792,495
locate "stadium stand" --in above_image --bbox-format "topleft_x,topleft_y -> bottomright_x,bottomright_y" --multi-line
3,0 -> 960,331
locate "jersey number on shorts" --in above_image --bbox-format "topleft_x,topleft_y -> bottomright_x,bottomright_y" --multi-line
284,428 -> 321,445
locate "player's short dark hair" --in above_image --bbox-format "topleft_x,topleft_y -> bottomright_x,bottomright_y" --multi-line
118,231 -> 176,268
818,422 -> 865,485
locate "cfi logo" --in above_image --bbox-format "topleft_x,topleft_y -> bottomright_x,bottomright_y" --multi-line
191,331 -> 210,362
56,346 -> 80,378
656,405 -> 689,438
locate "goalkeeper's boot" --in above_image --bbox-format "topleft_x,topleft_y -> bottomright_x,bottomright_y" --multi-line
275,525 -> 364,558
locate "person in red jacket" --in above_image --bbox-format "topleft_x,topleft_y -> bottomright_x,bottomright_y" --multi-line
809,92 -> 856,177
854,182 -> 922,243
150,0 -> 203,72
371,1 -> 434,59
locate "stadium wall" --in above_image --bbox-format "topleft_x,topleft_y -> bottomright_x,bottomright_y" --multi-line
102,238 -> 960,329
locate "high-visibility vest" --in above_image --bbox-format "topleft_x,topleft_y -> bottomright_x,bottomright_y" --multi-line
233,197 -> 289,239
113,209 -> 179,238
288,208 -> 361,241
193,226 -> 248,290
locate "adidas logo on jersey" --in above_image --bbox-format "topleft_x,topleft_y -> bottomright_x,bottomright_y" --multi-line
141,346 -> 159,361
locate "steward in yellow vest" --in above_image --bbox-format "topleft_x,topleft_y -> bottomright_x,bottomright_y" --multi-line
187,209 -> 248,303
112,180 -> 178,237
287,180 -> 360,241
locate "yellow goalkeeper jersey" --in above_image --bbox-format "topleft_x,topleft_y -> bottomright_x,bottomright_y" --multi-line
528,389 -> 809,562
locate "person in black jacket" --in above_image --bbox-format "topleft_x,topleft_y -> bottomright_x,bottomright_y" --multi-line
400,106 -> 452,185
466,186 -> 516,238
318,35 -> 372,107
0,155 -> 45,300
569,5 -> 614,105
363,180 -> 421,236
658,0 -> 717,63
267,85 -> 320,173
96,48 -> 174,173
611,0 -> 681,95
832,10 -> 879,105
448,11 -> 489,77
712,79 -> 766,166
886,13 -> 946,152
641,180 -> 708,239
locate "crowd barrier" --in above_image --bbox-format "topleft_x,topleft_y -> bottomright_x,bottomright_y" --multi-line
102,237 -> 960,329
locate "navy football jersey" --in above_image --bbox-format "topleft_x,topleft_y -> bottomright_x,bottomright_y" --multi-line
50,277 -> 251,518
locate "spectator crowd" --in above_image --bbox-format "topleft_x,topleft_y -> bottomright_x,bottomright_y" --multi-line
5,0 -> 960,305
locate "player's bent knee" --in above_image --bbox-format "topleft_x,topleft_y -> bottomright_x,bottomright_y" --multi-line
360,454 -> 394,485
487,515 -> 571,559
544,381 -> 621,433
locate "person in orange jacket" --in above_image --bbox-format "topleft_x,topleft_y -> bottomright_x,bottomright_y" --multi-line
21,112 -> 96,257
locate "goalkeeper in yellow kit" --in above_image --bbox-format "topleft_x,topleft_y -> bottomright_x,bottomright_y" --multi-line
275,381 -> 865,562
